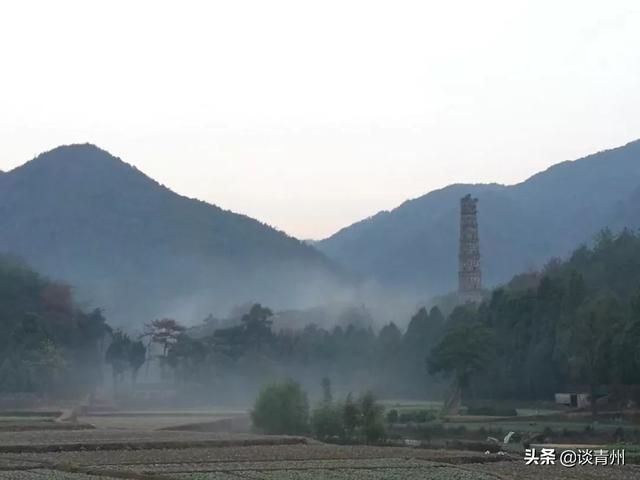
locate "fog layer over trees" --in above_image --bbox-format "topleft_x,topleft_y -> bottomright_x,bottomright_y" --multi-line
96,229 -> 640,409
3,213 -> 640,410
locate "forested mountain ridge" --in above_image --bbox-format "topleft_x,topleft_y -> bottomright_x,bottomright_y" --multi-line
317,140 -> 640,296
0,144 -> 350,325
464,228 -> 640,401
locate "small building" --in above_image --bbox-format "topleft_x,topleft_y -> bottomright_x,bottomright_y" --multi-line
555,392 -> 591,409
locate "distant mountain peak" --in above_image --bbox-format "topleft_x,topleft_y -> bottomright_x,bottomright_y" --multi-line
47,142 -> 105,153
4,143 -> 165,201
0,144 -> 349,325
23,143 -> 131,170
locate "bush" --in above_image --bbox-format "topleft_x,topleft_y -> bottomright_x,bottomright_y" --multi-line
416,422 -> 445,441
386,409 -> 399,424
343,393 -> 360,439
397,409 -> 435,423
359,392 -> 386,443
311,402 -> 344,441
251,379 -> 309,435
466,406 -> 518,417
452,425 -> 468,436
308,389 -> 386,444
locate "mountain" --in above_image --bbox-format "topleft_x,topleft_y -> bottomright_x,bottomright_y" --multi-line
0,144 -> 350,325
317,140 -> 640,296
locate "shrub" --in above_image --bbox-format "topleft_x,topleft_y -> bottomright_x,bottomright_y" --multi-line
309,390 -> 386,444
397,409 -> 435,423
251,379 -> 309,435
343,393 -> 360,439
359,392 -> 386,443
466,406 -> 517,417
311,402 -> 344,441
450,425 -> 467,436
386,408 -> 399,424
417,422 -> 445,440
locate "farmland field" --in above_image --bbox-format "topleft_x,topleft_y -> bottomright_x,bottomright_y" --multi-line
0,411 -> 638,479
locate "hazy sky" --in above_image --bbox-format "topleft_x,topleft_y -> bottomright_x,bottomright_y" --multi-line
1,1 -> 639,239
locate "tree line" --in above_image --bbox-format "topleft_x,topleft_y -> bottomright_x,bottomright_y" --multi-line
141,303 -> 447,403
460,229 -> 640,413
155,229 -> 640,411
0,256 -> 110,395
4,227 -> 640,413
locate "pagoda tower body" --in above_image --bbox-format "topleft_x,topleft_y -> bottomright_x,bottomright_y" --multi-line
458,194 -> 482,301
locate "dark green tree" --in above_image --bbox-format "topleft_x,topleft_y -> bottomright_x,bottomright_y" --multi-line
105,330 -> 132,389
343,393 -> 359,440
358,391 -> 385,443
251,379 -> 309,435
241,304 -> 274,348
321,376 -> 333,403
128,340 -> 147,384
428,322 -> 494,415
565,295 -> 620,417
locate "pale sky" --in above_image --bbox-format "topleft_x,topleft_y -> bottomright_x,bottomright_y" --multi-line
1,1 -> 639,239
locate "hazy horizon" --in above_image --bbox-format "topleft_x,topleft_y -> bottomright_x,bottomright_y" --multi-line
1,0 -> 639,239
